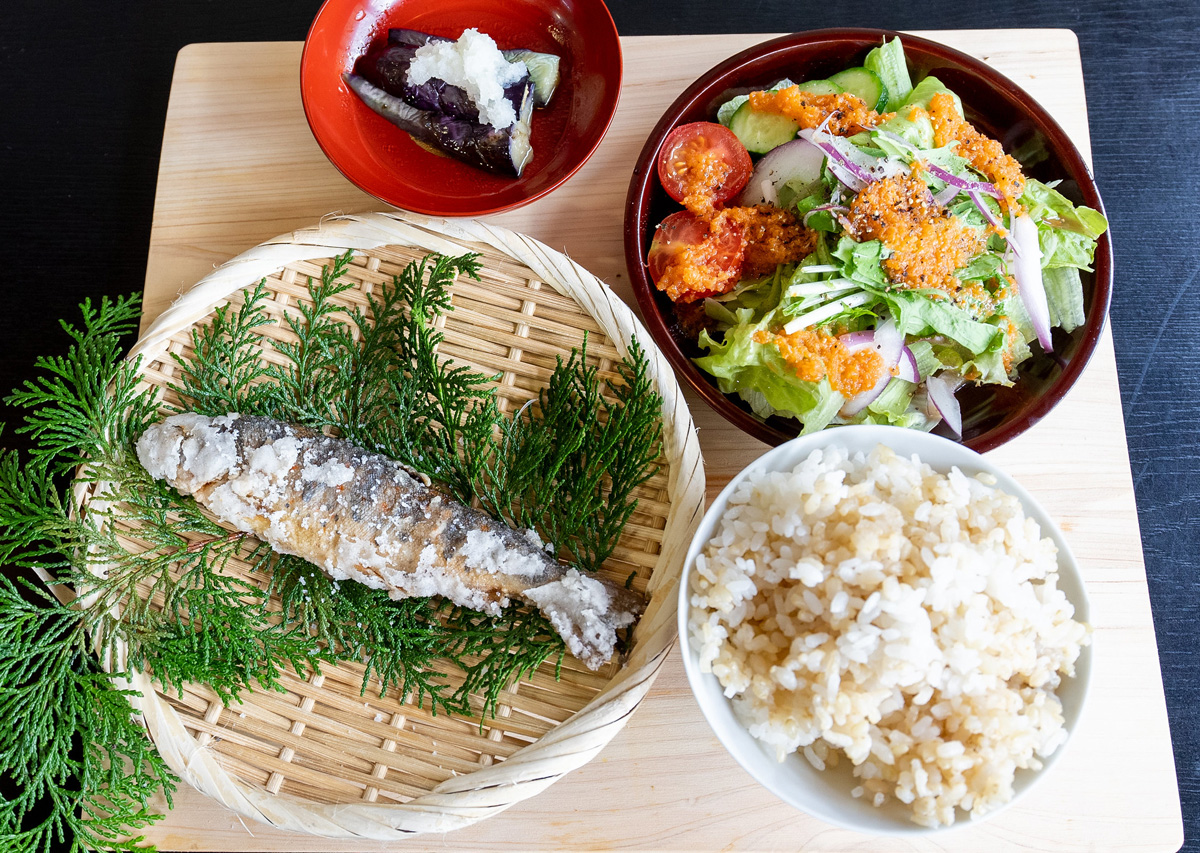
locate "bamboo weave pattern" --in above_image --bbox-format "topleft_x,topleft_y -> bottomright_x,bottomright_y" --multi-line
86,213 -> 705,839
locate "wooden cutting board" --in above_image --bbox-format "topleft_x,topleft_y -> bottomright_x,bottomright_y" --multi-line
135,31 -> 1184,852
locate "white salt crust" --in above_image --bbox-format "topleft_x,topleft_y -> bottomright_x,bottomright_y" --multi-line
687,444 -> 1090,827
459,529 -> 548,578
525,569 -> 632,667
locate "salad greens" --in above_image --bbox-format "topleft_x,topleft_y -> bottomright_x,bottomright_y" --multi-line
699,37 -> 1107,435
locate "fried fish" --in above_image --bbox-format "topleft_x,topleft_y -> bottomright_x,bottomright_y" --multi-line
136,413 -> 643,669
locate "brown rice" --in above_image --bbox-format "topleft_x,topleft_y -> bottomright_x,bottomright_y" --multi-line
687,443 -> 1089,827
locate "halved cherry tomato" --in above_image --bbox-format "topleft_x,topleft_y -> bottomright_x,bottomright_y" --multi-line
656,122 -> 753,209
648,210 -> 745,302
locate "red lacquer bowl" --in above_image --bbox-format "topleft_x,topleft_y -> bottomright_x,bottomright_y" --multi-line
624,29 -> 1113,453
302,0 -> 621,216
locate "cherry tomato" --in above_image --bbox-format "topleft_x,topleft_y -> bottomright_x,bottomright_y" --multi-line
656,122 -> 753,207
648,211 -> 744,301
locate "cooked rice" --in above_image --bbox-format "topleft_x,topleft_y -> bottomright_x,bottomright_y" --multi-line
687,443 -> 1089,827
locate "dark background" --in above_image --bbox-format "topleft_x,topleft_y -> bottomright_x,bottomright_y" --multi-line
1,0 -> 1196,849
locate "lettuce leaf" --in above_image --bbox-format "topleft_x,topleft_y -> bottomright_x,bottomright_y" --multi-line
901,76 -> 963,115
957,252 -> 1005,282
1021,179 -> 1108,239
1043,266 -> 1086,332
1040,227 -> 1101,270
694,315 -> 844,432
864,37 -> 913,110
867,287 -> 1002,354
874,113 -> 935,151
832,237 -> 890,288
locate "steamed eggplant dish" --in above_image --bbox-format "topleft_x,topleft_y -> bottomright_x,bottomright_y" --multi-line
138,413 -> 643,670
646,38 -> 1107,436
345,27 -> 561,177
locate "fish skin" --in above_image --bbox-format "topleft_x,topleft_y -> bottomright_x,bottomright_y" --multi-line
135,413 -> 643,670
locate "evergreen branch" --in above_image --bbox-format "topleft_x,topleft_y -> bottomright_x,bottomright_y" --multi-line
441,603 -> 564,720
172,280 -> 275,416
365,253 -> 498,503
480,338 -> 664,572
4,294 -> 155,474
264,252 -> 359,428
0,577 -> 175,853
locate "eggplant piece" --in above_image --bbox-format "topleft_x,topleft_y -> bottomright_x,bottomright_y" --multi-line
388,28 -> 561,107
386,28 -> 443,49
344,72 -> 534,177
354,45 -> 480,121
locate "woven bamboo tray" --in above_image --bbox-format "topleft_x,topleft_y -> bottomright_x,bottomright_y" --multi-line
89,211 -> 704,839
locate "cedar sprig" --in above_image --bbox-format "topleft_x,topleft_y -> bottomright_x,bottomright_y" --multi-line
172,279 -> 275,416
6,294 -> 153,475
0,577 -> 176,853
480,338 -> 664,571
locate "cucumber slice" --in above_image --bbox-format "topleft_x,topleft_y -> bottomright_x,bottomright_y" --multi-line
728,102 -> 801,155
828,67 -> 889,112
796,79 -> 844,96
503,50 -> 561,107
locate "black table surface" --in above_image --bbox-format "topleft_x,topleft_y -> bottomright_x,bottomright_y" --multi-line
2,0 -> 1196,850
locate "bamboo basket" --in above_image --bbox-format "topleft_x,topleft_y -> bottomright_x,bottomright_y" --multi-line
85,211 -> 705,839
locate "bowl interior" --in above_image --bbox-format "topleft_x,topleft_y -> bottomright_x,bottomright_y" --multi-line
302,0 -> 621,216
624,30 -> 1112,452
677,425 -> 1092,833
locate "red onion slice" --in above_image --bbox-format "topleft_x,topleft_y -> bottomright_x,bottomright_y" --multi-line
933,185 -> 961,207
967,189 -> 1002,229
825,159 -> 869,192
925,163 -> 1002,200
839,371 -> 892,417
839,330 -> 875,348
871,317 -> 904,367
897,346 -> 920,383
738,138 -> 826,206
800,128 -> 875,188
925,372 -> 964,436
838,318 -> 904,416
1010,214 -> 1053,351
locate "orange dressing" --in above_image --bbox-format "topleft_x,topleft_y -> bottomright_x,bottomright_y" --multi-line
676,146 -> 732,216
717,205 -> 817,279
847,170 -> 984,295
922,94 -> 1026,212
748,87 -> 893,135
654,220 -> 745,303
655,204 -> 816,303
757,328 -> 885,396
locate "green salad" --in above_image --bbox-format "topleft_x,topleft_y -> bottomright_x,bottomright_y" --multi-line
647,38 -> 1108,436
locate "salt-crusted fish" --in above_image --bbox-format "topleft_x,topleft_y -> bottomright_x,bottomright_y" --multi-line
136,413 -> 643,670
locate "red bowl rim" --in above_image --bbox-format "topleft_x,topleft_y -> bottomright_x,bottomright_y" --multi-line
300,0 -> 623,217
623,28 -> 1113,454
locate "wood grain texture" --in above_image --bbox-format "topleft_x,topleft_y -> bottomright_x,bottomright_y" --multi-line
132,32 -> 1183,851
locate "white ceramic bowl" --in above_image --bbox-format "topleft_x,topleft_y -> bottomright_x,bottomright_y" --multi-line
678,425 -> 1092,834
